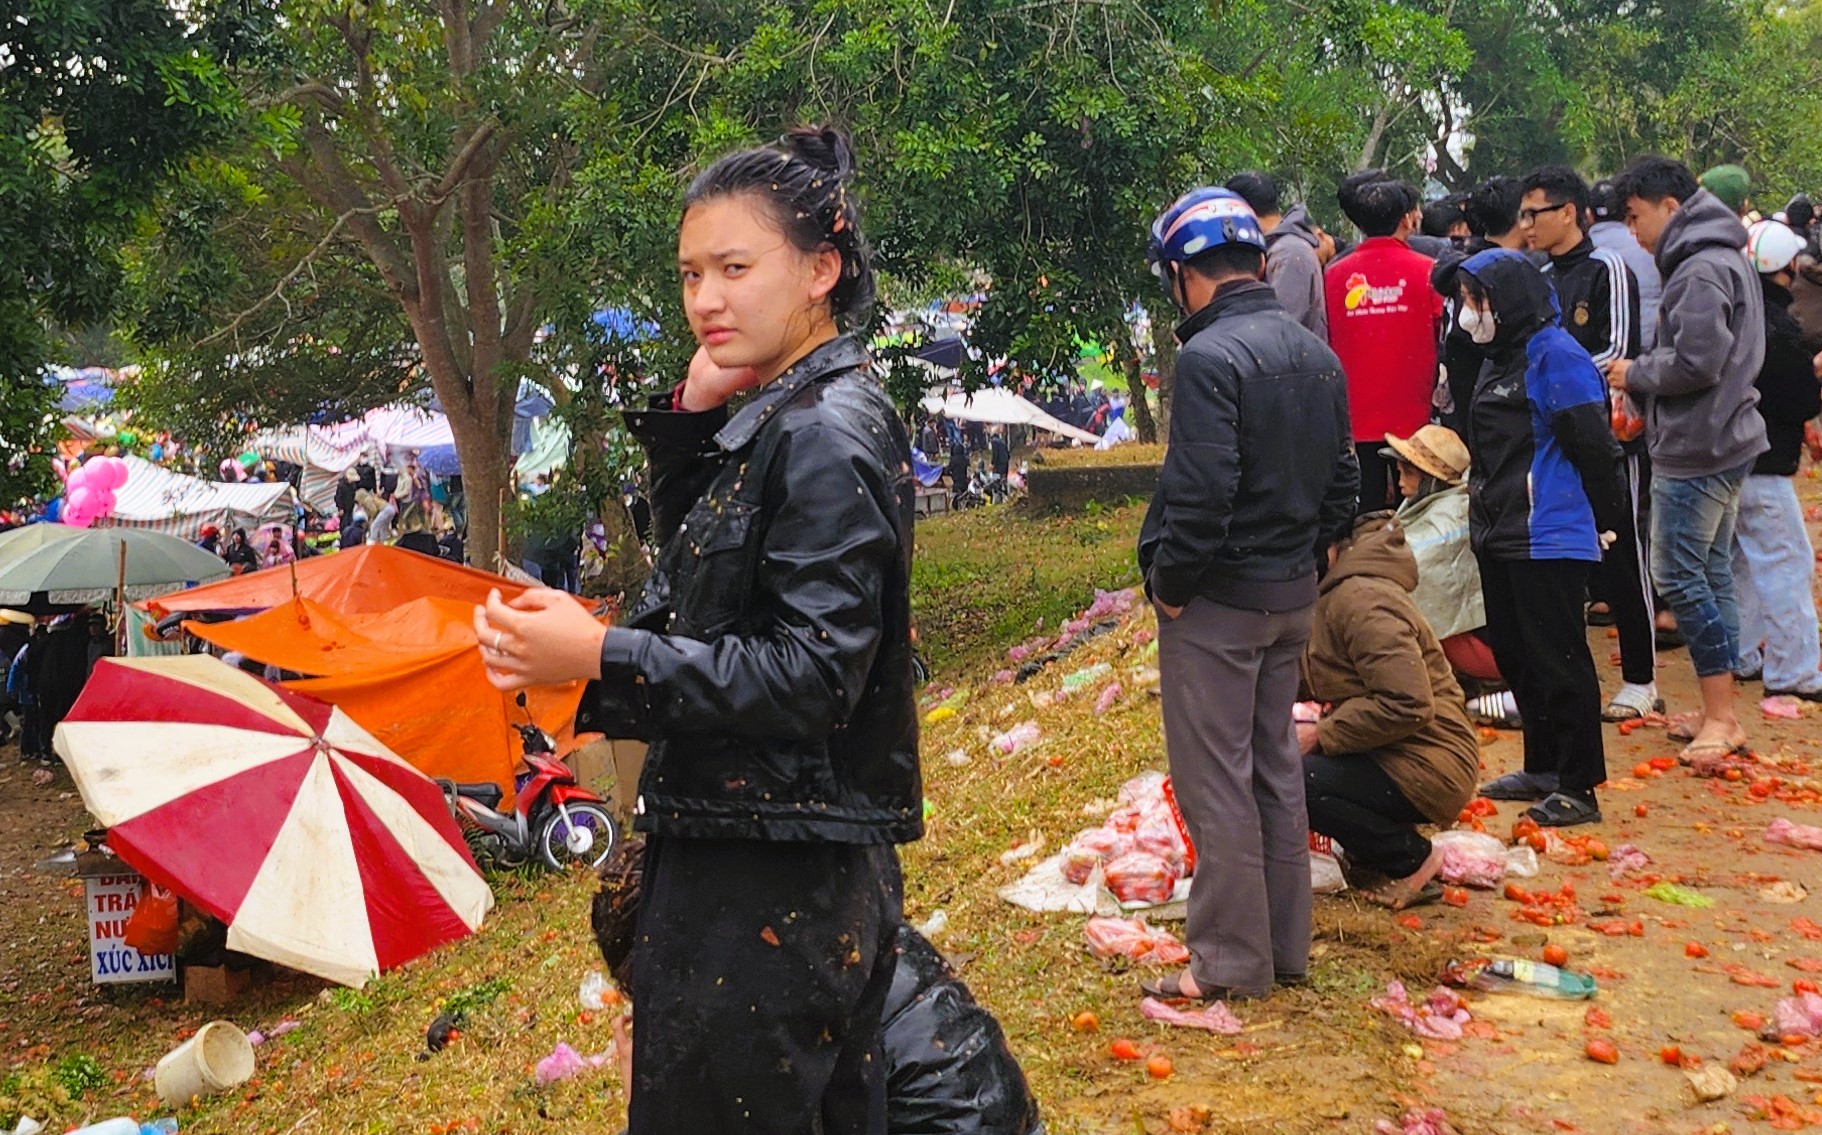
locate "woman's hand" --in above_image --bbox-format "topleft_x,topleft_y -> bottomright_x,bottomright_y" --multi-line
680,346 -> 761,412
473,588 -> 608,690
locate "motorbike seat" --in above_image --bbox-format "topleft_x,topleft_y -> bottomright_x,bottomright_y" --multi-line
453,782 -> 504,809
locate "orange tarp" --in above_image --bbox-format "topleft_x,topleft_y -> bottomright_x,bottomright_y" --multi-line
142,544 -> 552,616
185,596 -> 585,795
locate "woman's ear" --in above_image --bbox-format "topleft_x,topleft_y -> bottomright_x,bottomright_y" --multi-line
807,245 -> 843,304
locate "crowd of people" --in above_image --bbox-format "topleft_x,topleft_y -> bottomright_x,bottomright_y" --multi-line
1136,153 -> 1820,1006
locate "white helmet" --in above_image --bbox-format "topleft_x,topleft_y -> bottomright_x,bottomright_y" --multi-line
1747,219 -> 1807,274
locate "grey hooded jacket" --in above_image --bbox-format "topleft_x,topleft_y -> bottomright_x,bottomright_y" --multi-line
1265,203 -> 1327,339
1626,188 -> 1769,479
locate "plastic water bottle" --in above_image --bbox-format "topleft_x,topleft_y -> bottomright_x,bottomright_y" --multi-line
65,1120 -> 178,1135
1460,958 -> 1598,1000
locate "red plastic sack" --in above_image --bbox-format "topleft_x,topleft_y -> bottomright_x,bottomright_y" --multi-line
123,883 -> 178,956
1102,851 -> 1179,906
1160,776 -> 1198,875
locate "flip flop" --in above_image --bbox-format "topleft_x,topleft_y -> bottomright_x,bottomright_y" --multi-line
1586,604 -> 1616,627
1138,969 -> 1227,1004
1666,711 -> 1702,744
1479,771 -> 1560,801
1679,736 -> 1751,765
1526,792 -> 1602,828
1656,626 -> 1686,650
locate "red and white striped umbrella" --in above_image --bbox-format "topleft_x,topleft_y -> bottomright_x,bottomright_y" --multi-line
54,655 -> 494,987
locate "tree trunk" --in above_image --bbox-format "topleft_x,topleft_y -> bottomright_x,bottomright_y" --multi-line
1149,319 -> 1178,436
1123,354 -> 1158,443
442,404 -> 513,571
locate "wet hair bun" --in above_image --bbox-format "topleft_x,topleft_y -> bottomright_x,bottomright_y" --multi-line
685,123 -> 876,324
780,125 -> 855,180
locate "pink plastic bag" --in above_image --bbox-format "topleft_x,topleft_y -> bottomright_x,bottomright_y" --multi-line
1102,851 -> 1179,905
1083,916 -> 1190,966
1431,830 -> 1508,888
1775,991 -> 1822,1037
1139,996 -> 1243,1033
1370,981 -> 1470,1040
1767,817 -> 1822,851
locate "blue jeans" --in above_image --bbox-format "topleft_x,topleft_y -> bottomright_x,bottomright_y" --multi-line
1732,475 -> 1822,693
1651,464 -> 1749,679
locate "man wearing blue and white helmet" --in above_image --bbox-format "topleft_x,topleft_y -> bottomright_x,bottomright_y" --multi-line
1137,186 -> 1359,1004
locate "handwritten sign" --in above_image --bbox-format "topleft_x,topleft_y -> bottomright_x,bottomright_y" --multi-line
85,873 -> 175,984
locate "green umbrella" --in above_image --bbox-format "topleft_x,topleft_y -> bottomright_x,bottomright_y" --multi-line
0,524 -> 231,605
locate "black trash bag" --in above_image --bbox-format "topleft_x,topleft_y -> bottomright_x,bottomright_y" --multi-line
883,925 -> 1043,1135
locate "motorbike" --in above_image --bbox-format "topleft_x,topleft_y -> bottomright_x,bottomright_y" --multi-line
437,696 -> 619,872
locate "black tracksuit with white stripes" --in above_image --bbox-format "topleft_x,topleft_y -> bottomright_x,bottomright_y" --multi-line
1545,236 -> 1656,689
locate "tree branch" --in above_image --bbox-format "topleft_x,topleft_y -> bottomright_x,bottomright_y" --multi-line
194,206 -> 376,348
434,119 -> 502,199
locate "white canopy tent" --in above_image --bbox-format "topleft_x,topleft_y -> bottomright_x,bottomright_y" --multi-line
100,456 -> 297,542
918,387 -> 1102,445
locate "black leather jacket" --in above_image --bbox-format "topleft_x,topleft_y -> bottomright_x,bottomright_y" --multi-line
576,336 -> 923,844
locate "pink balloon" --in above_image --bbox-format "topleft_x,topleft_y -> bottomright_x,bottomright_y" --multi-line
107,457 -> 130,488
66,464 -> 92,490
93,489 -> 116,518
68,485 -> 96,514
92,458 -> 126,489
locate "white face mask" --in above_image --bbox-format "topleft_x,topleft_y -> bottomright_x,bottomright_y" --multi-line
1458,304 -> 1497,345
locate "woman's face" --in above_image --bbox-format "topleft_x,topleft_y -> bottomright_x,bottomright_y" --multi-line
678,194 -> 842,378
1396,459 -> 1423,501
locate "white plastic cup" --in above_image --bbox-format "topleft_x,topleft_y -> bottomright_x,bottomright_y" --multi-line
154,1020 -> 255,1105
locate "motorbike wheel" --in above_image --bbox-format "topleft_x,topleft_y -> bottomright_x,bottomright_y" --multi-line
536,802 -> 619,871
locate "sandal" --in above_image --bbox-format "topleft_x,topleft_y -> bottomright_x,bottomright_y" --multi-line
1586,603 -> 1616,627
1479,771 -> 1560,801
1362,845 -> 1446,911
1656,625 -> 1685,651
1526,792 -> 1602,828
1666,711 -> 1702,744
1138,969 -> 1227,1003
1679,736 -> 1750,764
1601,687 -> 1665,723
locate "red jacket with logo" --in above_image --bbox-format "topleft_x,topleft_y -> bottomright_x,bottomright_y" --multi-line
1324,237 -> 1446,442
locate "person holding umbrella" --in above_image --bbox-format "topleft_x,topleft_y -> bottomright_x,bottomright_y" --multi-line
474,126 -> 919,1133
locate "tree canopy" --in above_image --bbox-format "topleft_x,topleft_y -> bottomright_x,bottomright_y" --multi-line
0,0 -> 234,503
12,0 -> 1822,532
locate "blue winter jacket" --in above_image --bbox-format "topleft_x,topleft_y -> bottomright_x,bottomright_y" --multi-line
1460,250 -> 1625,562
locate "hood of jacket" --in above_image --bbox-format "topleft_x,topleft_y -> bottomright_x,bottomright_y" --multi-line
1321,515 -> 1418,596
1657,188 -> 1748,276
1267,202 -> 1320,250
1460,248 -> 1561,358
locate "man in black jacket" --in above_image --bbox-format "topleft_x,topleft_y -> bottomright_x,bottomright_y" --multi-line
1138,187 -> 1357,1003
1521,164 -> 1658,724
1734,219 -> 1822,699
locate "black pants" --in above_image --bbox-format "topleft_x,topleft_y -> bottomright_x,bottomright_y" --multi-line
1587,453 -> 1656,686
1304,754 -> 1431,879
628,836 -> 903,1135
1356,442 -> 1395,515
19,704 -> 46,757
1478,555 -> 1608,794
